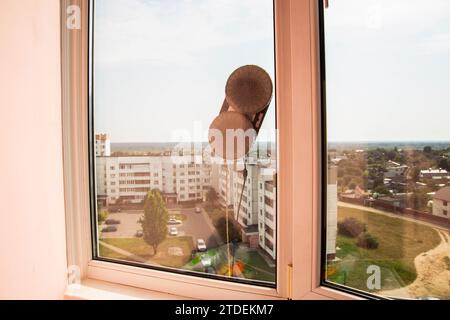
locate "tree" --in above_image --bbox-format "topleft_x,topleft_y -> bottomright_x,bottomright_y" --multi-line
216,217 -> 241,243
373,185 -> 390,195
357,232 -> 379,249
438,158 -> 449,171
140,189 -> 168,255
338,218 -> 367,238
98,210 -> 108,224
409,190 -> 429,211
423,146 -> 433,154
410,167 -> 421,182
206,187 -> 218,204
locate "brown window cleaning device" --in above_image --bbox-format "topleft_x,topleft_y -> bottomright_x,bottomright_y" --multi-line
208,65 -> 273,260
208,65 -> 273,161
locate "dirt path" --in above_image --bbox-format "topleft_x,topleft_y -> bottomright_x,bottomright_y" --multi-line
381,230 -> 450,299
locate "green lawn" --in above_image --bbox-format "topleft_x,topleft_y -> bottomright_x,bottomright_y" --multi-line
327,206 -> 441,292
101,236 -> 194,268
236,250 -> 276,283
99,243 -> 139,262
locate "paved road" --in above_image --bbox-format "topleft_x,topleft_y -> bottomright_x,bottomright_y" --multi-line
179,207 -> 220,249
100,212 -> 142,238
99,208 -> 221,250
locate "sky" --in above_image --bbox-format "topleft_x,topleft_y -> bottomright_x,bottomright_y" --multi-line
94,0 -> 450,143
94,0 -> 275,143
324,0 -> 450,142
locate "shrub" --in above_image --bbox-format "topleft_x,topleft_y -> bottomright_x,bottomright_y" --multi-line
98,210 -> 108,224
357,232 -> 379,250
337,218 -> 366,238
216,217 -> 242,243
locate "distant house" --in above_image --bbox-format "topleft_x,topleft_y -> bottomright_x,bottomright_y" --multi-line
384,160 -> 408,179
432,187 -> 450,219
376,195 -> 404,208
330,155 -> 348,165
420,168 -> 449,180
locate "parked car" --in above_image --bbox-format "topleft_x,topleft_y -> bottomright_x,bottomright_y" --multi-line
169,227 -> 178,236
197,239 -> 207,252
135,230 -> 143,238
168,218 -> 181,225
105,218 -> 121,225
101,226 -> 117,233
195,207 -> 201,213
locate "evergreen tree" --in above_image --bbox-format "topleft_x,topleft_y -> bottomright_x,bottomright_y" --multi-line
140,189 -> 168,255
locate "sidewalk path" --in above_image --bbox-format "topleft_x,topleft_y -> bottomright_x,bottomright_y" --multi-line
381,230 -> 450,299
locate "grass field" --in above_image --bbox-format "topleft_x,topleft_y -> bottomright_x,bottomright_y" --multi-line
235,250 -> 275,283
327,206 -> 441,292
101,236 -> 194,268
99,243 -> 137,261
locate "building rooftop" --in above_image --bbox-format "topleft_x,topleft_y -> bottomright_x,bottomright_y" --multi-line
433,186 -> 450,202
421,168 -> 448,174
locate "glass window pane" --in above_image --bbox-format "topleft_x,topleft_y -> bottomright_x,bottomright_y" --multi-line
92,0 -> 277,286
323,0 -> 450,299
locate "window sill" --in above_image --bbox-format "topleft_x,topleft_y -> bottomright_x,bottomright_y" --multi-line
64,279 -> 191,300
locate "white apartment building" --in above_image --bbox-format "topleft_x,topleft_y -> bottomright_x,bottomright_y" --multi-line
217,161 -> 277,259
96,155 -> 212,205
327,166 -> 338,261
95,134 -> 111,157
257,168 -> 276,259
218,165 -> 235,207
95,136 -> 211,205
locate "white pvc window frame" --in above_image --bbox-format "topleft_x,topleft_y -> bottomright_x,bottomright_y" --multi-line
61,0 -> 359,300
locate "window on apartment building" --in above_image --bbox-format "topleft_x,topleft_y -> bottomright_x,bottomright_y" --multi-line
444,210 -> 448,216
91,0 -> 277,287
321,0 -> 450,299
443,201 -> 448,206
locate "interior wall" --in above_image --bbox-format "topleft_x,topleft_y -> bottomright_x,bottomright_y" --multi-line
0,0 -> 67,299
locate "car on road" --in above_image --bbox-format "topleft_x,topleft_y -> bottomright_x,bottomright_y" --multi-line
195,207 -> 201,213
169,227 -> 178,236
168,218 -> 181,225
101,226 -> 117,233
135,230 -> 143,238
197,239 -> 207,252
105,218 -> 121,225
